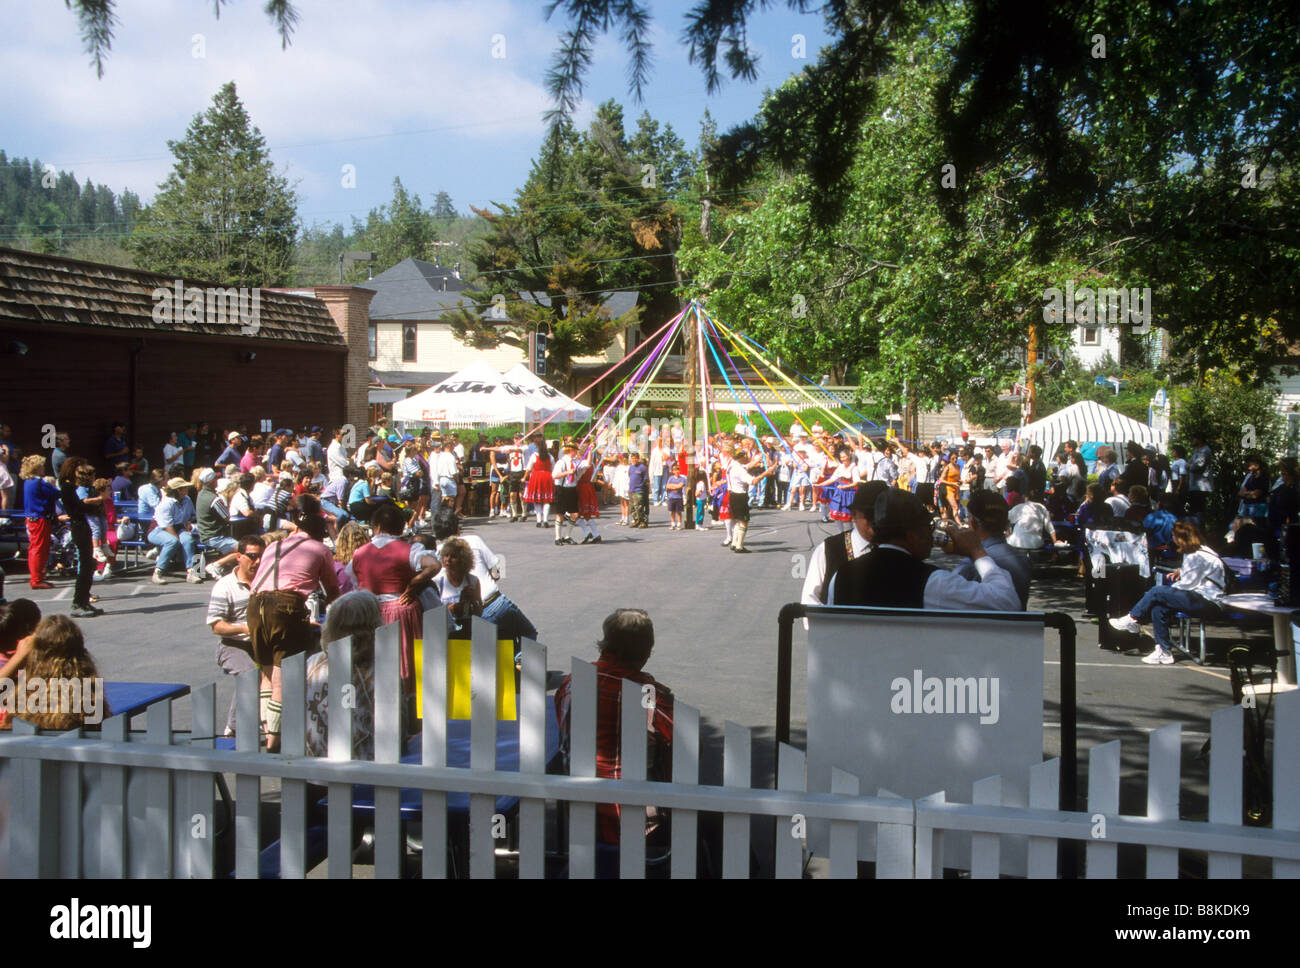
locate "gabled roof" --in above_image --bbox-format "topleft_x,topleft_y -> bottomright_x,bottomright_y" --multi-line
360,257 -> 639,323
359,257 -> 473,321
0,247 -> 345,346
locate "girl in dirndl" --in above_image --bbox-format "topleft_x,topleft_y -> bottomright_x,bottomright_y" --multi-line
711,460 -> 732,545
523,445 -> 555,527
817,447 -> 859,530
575,456 -> 602,544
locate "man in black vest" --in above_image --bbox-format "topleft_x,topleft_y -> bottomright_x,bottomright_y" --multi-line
801,481 -> 888,605
832,490 -> 1020,610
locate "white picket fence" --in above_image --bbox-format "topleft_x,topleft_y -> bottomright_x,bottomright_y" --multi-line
1,611 -> 1298,878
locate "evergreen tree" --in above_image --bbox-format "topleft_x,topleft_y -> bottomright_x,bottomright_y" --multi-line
126,82 -> 298,286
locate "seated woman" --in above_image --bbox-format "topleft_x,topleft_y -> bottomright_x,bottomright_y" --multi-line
1109,521 -> 1226,665
347,466 -> 385,524
306,590 -> 381,759
0,614 -> 107,729
554,609 -> 673,846
429,536 -> 482,637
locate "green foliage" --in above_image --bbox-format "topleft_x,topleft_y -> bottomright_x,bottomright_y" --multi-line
444,101 -> 699,379
126,82 -> 298,287
0,150 -> 139,256
1172,371 -> 1286,531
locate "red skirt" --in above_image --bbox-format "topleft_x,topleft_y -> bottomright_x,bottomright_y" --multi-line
577,479 -> 600,517
379,598 -> 422,682
523,469 -> 554,503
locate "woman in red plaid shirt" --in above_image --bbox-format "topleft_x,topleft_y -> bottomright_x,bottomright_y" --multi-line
555,608 -> 674,845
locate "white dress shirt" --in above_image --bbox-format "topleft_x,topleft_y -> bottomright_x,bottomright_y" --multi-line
801,529 -> 873,605
828,544 -> 1021,611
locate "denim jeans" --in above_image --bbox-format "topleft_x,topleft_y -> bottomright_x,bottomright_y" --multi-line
651,474 -> 665,503
481,593 -> 538,644
149,527 -> 197,573
1130,586 -> 1218,651
203,535 -> 238,556
320,497 -> 349,525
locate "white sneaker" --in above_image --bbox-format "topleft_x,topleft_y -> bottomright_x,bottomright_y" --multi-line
92,569 -> 104,582
1141,647 -> 1174,665
187,571 -> 205,584
151,572 -> 167,585
145,548 -> 159,561
1108,615 -> 1141,634
93,547 -> 109,563
205,562 -> 224,581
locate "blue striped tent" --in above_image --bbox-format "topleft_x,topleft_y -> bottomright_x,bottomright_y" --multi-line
1018,400 -> 1165,461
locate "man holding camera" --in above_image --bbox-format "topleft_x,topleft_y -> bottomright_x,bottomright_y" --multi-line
831,490 -> 1020,611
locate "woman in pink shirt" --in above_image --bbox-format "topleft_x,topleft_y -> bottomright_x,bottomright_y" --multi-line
349,503 -> 439,685
247,494 -> 339,752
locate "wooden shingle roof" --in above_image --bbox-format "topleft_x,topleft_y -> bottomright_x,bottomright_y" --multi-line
0,247 -> 345,346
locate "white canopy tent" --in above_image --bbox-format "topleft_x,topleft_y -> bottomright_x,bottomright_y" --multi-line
391,361 -> 523,425
1017,399 -> 1166,460
499,364 -> 592,423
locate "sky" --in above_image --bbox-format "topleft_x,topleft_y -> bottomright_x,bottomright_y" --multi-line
2,0 -> 832,230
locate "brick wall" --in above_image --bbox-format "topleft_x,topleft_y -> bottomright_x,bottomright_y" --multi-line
314,286 -> 376,433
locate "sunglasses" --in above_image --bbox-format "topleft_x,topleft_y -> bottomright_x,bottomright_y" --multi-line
241,552 -> 262,561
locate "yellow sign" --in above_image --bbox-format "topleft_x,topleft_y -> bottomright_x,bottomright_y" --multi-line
413,638 -> 517,720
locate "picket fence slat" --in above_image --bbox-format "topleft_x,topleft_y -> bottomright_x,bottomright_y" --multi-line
518,638 -> 547,880
916,792 -> 945,879
188,683 -> 216,880
422,610 -> 448,880
1276,692 -> 1300,878
98,714 -> 128,879
970,776 -> 1001,879
619,678 -> 647,880
1146,723 -> 1180,879
1027,759 -> 1059,878
670,701 -> 700,879
326,635 -> 353,880
775,744 -> 804,879
829,768 -> 859,879
145,700 -> 173,878
374,622 -> 403,880
234,666 -> 260,879
58,729 -> 82,878
722,721 -> 750,879
568,658 -> 597,879
280,653 -> 308,880
469,618 -> 497,879
1208,706 -> 1243,879
1086,741 -> 1120,878
876,788 -> 913,879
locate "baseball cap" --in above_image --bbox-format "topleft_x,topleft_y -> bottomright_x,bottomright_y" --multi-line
310,425 -> 323,433
198,468 -> 217,484
401,434 -> 415,443
227,432 -> 241,442
387,433 -> 400,444
165,476 -> 190,490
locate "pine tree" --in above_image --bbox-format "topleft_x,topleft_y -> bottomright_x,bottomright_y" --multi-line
126,82 -> 298,287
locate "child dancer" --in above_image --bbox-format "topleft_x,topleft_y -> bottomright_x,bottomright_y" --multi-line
665,465 -> 687,530
613,453 -> 630,525
575,450 -> 603,544
523,439 -> 554,527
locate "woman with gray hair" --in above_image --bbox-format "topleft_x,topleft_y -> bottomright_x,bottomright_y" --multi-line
305,590 -> 382,759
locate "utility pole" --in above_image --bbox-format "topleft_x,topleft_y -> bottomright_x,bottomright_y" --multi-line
1025,314 -> 1039,423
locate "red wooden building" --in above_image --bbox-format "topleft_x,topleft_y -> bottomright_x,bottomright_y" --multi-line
0,247 -> 373,472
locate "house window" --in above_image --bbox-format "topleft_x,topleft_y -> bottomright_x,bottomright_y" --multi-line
402,325 -> 417,362
368,324 -> 376,361
1080,326 -> 1100,346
